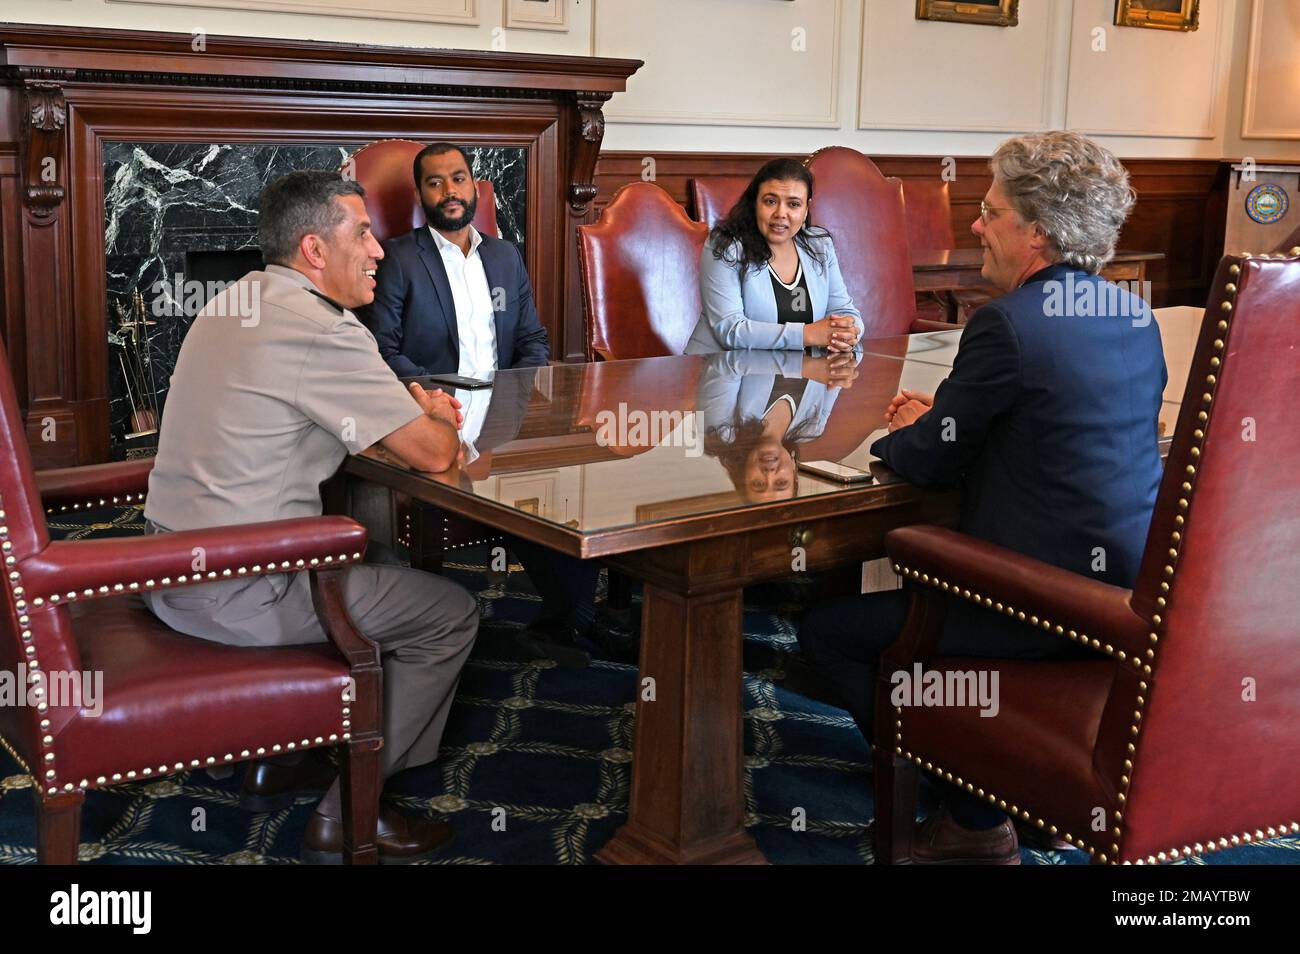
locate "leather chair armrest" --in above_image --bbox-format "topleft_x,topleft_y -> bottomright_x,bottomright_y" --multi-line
908,318 -> 958,334
19,516 -> 368,607
35,460 -> 154,512
885,525 -> 1150,662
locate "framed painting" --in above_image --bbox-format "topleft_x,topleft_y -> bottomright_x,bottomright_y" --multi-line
1115,0 -> 1200,31
915,0 -> 1019,28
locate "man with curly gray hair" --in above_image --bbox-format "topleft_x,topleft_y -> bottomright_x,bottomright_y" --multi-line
799,131 -> 1166,864
981,129 -> 1136,282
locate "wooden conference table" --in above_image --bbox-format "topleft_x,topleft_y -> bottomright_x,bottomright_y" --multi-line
340,311 -> 1196,865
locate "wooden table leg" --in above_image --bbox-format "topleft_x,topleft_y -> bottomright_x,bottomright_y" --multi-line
595,580 -> 766,865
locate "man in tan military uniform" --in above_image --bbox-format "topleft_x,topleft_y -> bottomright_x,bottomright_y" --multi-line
144,170 -> 477,863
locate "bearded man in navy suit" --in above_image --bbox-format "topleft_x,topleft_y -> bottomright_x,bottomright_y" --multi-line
358,141 -> 548,376
358,143 -> 611,668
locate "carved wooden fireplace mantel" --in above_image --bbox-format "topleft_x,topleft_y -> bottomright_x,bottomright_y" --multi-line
0,24 -> 641,466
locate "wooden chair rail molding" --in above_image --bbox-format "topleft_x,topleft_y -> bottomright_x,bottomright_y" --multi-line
0,24 -> 641,466
594,152 -> 1230,315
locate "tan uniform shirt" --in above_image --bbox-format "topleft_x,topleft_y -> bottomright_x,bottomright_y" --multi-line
145,264 -> 420,532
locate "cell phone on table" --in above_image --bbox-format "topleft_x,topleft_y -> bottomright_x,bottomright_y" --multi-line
797,460 -> 875,484
402,373 -> 494,391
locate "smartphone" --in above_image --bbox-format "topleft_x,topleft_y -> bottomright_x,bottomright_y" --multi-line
402,373 -> 495,391
797,460 -> 875,484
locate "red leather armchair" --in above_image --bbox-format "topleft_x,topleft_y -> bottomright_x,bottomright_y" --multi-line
687,176 -> 749,230
805,147 -> 953,337
0,340 -> 383,864
578,182 -> 710,360
872,252 -> 1300,865
344,138 -> 499,242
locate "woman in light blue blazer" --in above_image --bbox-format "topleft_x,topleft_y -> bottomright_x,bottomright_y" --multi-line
686,158 -> 863,354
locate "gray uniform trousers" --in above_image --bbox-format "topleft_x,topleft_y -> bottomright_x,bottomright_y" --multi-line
141,535 -> 478,779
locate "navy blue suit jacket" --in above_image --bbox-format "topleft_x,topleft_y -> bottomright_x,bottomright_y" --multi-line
872,263 -> 1165,645
358,227 -> 549,376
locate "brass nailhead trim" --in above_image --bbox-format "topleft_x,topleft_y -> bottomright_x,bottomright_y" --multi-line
45,492 -> 146,516
31,551 -> 365,606
14,488 -> 359,792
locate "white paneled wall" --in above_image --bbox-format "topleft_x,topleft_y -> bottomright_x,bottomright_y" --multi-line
1237,0 -> 1300,141
858,0 -> 1065,134
1065,0 -> 1228,138
3,0 -> 1298,158
598,0 -> 844,128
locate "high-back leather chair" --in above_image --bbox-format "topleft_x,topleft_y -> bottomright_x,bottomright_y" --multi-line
900,179 -> 956,251
344,138 -> 499,242
872,249 -> 1300,865
688,176 -> 750,230
805,147 -> 918,338
578,182 -> 710,361
0,338 -> 383,864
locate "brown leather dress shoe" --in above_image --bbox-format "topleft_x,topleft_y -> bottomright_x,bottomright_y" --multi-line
910,806 -> 1020,865
301,805 -> 454,865
239,753 -> 337,813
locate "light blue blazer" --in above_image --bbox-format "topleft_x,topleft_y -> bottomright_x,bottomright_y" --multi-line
696,350 -> 841,441
685,233 -> 863,354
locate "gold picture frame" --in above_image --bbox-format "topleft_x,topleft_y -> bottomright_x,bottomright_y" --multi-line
915,0 -> 1018,28
1114,0 -> 1199,31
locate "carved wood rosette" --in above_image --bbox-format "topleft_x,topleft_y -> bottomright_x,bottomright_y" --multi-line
569,91 -> 611,215
21,80 -> 68,218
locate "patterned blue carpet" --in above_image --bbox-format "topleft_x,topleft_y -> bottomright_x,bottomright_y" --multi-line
1,504 -> 1295,865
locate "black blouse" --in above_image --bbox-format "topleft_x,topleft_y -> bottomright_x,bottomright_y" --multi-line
768,260 -> 812,325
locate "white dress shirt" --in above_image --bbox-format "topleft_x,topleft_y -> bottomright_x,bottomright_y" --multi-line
428,225 -> 497,379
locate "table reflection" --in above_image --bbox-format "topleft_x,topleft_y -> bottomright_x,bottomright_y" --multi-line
365,349 -> 918,533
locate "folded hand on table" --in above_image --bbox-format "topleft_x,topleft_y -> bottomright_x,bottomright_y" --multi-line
408,382 -> 464,429
884,388 -> 934,432
804,314 -> 860,352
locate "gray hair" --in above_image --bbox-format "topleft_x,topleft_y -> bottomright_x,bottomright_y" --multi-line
990,131 -> 1135,274
257,171 -> 366,266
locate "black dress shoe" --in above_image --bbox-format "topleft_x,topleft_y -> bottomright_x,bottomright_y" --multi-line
301,805 -> 454,865
517,615 -> 591,669
239,753 -> 337,813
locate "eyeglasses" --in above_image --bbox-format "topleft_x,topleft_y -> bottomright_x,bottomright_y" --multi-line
979,200 -> 1017,223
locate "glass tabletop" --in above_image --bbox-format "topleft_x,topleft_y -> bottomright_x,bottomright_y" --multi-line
357,308 -> 1199,537
358,350 -> 926,536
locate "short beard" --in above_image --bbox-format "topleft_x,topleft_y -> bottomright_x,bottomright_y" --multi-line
423,193 -> 478,232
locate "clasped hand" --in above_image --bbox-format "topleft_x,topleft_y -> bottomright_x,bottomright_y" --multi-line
884,388 -> 933,432
804,314 -> 860,352
408,383 -> 464,429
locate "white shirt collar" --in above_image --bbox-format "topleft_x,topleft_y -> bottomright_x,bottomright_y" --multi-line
428,224 -> 482,257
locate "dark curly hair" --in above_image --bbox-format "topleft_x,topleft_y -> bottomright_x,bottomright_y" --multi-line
703,411 -> 823,492
710,158 -> 830,277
